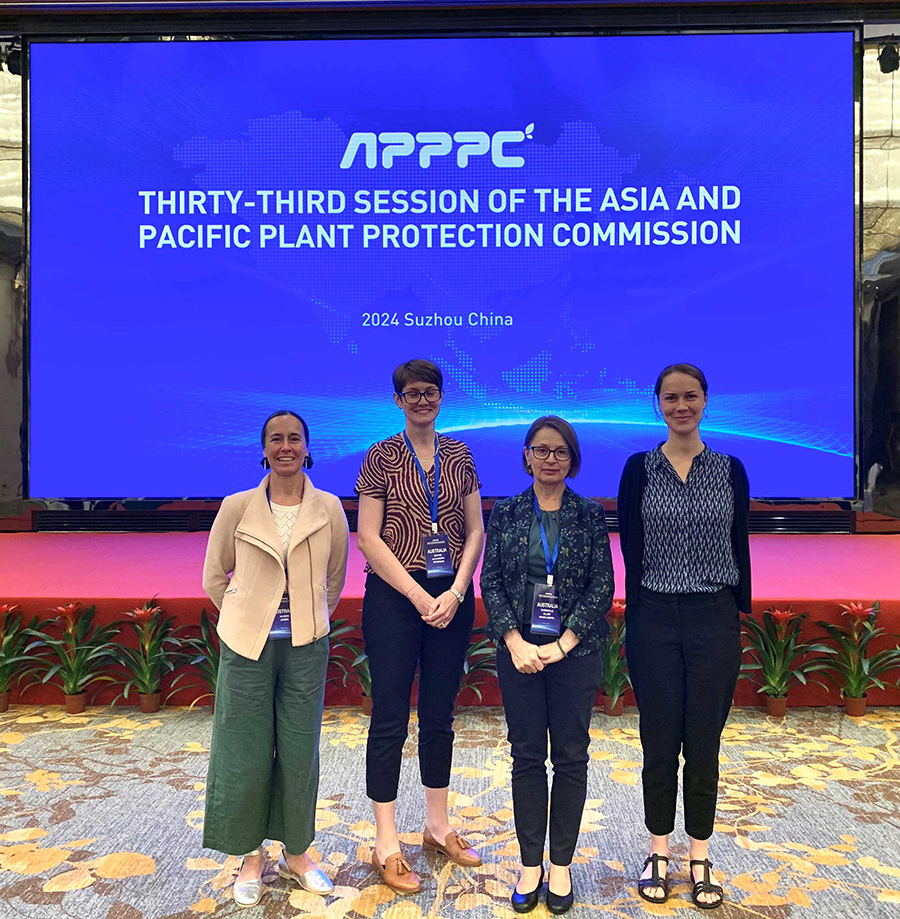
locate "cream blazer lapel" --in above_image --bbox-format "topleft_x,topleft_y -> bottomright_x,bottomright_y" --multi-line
287,476 -> 329,559
234,476 -> 283,566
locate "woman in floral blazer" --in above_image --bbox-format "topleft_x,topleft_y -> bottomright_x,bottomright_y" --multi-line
481,416 -> 614,915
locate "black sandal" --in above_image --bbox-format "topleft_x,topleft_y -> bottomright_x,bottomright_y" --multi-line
689,859 -> 724,910
637,853 -> 669,904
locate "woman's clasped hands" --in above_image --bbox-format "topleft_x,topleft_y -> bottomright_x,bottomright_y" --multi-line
502,630 -> 554,672
505,629 -> 571,672
536,641 -> 567,666
408,584 -> 459,629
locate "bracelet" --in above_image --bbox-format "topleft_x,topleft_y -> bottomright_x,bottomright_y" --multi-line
449,587 -> 465,604
556,638 -> 568,658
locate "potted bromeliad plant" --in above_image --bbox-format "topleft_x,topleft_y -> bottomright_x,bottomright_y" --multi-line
168,608 -> 220,711
0,604 -> 41,713
328,619 -> 373,715
816,601 -> 900,717
26,602 -> 120,714
112,599 -> 182,713
599,601 -> 630,716
740,606 -> 834,717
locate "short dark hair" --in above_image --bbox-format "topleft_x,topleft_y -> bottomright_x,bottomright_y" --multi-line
654,363 -> 709,400
260,410 -> 313,469
523,415 -> 582,478
392,359 -> 443,394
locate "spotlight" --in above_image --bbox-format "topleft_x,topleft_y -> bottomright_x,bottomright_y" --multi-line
879,42 -> 900,74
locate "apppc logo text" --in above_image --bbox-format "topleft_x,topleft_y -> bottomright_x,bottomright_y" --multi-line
340,124 -> 534,169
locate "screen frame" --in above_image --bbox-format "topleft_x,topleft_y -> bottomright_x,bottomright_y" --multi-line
22,24 -> 864,503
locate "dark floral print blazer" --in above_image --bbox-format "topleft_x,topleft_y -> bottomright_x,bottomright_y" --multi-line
480,485 -> 614,656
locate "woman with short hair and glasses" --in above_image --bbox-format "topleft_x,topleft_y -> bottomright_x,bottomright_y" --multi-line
356,359 -> 484,894
617,363 -> 751,910
481,416 -> 614,915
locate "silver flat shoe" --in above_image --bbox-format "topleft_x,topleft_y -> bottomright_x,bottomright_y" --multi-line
233,876 -> 265,908
233,850 -> 266,908
278,850 -> 334,895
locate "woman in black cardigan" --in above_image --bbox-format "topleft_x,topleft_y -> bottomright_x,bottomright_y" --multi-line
481,416 -> 614,915
617,364 -> 750,910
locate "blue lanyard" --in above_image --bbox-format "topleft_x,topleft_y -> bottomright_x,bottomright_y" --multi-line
403,433 -> 440,534
532,490 -> 560,587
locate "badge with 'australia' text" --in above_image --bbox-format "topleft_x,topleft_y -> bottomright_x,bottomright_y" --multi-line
530,584 -> 561,635
423,532 -> 454,578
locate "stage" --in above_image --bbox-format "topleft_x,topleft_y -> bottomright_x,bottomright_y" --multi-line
1,532 -> 899,707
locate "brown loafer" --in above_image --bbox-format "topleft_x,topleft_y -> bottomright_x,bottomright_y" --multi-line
423,828 -> 483,867
371,850 -> 422,894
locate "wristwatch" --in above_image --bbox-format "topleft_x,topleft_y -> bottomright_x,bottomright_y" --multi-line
449,587 -> 465,604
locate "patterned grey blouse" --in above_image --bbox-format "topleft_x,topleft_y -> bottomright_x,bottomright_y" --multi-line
640,444 -> 740,594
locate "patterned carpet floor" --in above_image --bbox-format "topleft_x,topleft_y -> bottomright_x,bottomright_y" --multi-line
0,705 -> 899,919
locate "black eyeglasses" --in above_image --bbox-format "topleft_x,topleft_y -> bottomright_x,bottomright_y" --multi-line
398,388 -> 443,404
528,445 -> 572,461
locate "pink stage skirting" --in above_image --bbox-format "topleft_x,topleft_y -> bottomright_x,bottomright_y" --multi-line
1,532 -> 899,707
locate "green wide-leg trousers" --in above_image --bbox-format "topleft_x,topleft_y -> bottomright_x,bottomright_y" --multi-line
203,636 -> 328,856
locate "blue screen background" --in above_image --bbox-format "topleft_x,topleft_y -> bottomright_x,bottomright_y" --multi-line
29,32 -> 855,499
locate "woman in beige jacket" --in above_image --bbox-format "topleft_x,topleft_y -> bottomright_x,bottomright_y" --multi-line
202,410 -> 348,908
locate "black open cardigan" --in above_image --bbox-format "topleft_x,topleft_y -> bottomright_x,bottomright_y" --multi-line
616,451 -> 752,614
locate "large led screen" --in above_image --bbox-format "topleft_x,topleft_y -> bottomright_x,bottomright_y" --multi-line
29,32 -> 855,498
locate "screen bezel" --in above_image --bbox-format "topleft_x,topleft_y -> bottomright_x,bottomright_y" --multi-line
22,25 -> 863,503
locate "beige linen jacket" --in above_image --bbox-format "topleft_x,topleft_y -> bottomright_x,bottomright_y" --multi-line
202,474 -> 349,660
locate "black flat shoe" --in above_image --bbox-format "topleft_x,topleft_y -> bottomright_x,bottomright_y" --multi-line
638,853 -> 670,904
690,859 -> 724,910
546,870 -> 574,916
511,866 -> 544,913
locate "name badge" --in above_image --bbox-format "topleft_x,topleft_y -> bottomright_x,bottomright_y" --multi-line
270,590 -> 293,638
530,584 -> 561,635
423,532 -> 454,578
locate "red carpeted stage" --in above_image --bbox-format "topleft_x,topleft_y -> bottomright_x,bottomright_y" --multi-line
1,532 -> 899,707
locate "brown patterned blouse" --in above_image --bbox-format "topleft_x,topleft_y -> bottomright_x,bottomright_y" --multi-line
356,432 -> 481,573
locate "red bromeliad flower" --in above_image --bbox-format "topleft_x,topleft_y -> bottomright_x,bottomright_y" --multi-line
606,600 -> 626,629
766,606 -> 798,638
125,600 -> 163,626
840,601 -> 874,621
50,602 -> 82,634
840,602 -> 874,641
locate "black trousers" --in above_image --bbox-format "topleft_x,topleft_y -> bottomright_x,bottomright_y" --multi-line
362,571 -> 475,803
497,630 -> 602,866
625,587 -> 742,840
